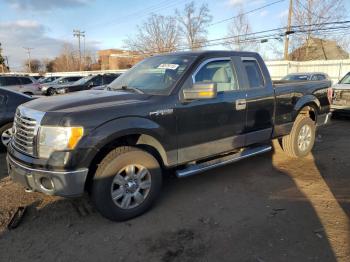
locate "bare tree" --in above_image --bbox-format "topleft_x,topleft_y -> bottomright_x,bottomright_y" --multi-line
291,0 -> 347,54
225,8 -> 259,52
125,14 -> 180,55
24,59 -> 42,73
175,1 -> 212,50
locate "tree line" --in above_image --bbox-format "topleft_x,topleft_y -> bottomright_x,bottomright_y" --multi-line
24,0 -> 348,73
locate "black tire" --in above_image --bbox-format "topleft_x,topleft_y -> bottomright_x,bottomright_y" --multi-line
47,88 -> 55,96
281,115 -> 316,158
91,146 -> 162,221
0,122 -> 13,151
23,92 -> 33,96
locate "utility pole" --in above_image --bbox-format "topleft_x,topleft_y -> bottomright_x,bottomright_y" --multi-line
0,43 -> 3,73
73,29 -> 85,71
284,0 -> 293,60
23,47 -> 34,73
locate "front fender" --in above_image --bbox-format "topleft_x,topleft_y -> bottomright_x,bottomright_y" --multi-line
71,116 -> 173,168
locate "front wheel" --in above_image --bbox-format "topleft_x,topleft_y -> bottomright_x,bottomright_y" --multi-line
91,146 -> 162,221
281,115 -> 316,158
0,123 -> 13,150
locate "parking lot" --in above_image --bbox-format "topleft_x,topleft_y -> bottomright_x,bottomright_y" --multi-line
0,118 -> 349,262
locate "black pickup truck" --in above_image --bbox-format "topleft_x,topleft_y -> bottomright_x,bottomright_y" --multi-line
6,51 -> 332,221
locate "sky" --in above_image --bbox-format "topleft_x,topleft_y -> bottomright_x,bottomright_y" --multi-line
0,0 -> 348,70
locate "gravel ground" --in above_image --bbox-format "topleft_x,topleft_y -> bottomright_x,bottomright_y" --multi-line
0,119 -> 349,262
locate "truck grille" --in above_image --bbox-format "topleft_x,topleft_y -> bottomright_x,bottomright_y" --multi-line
11,106 -> 44,157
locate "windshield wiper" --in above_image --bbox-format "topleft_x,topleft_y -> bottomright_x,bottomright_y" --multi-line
120,85 -> 144,94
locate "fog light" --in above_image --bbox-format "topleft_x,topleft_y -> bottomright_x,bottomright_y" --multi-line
40,177 -> 54,190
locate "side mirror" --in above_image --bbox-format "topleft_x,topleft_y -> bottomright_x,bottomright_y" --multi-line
183,82 -> 217,100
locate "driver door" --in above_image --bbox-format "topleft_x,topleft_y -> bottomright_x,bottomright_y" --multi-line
175,57 -> 247,164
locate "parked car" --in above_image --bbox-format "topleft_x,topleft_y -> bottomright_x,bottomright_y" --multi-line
0,88 -> 32,150
0,75 -> 41,96
91,74 -> 122,90
6,51 -> 332,221
331,72 -> 350,115
38,76 -> 61,84
41,76 -> 83,95
282,72 -> 330,81
32,76 -> 44,80
51,74 -> 120,95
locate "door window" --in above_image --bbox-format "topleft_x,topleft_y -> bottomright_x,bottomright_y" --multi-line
0,77 -> 21,86
242,60 -> 265,88
194,60 -> 238,92
19,77 -> 33,85
89,76 -> 103,86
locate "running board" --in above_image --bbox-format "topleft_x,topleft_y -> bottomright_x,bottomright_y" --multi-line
176,145 -> 272,178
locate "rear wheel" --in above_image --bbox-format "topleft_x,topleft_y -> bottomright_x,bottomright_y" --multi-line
91,146 -> 162,221
281,115 -> 316,158
23,92 -> 33,96
47,88 -> 55,96
0,123 -> 13,150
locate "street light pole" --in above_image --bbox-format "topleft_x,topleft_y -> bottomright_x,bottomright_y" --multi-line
73,29 -> 85,71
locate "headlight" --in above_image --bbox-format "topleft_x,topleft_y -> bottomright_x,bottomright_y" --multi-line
41,86 -> 48,92
38,126 -> 84,159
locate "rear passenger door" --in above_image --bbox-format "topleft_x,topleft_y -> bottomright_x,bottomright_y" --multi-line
239,57 -> 275,145
18,77 -> 33,86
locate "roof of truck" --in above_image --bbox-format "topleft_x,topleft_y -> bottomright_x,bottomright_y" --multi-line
154,50 -> 260,58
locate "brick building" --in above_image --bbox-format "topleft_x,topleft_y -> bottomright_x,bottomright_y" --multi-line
98,49 -> 143,70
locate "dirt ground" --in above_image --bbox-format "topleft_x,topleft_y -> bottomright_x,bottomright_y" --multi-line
0,119 -> 349,262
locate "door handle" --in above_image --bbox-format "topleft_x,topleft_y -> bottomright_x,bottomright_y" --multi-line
235,99 -> 246,110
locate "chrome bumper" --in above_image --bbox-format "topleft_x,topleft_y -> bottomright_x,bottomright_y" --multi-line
7,155 -> 88,197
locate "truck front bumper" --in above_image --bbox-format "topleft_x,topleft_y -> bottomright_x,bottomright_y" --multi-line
7,155 -> 88,197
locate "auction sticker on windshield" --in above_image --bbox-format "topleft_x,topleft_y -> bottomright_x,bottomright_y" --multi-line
157,64 -> 179,70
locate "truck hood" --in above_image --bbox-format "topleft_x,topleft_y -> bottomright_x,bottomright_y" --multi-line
333,83 -> 350,90
23,90 -> 149,113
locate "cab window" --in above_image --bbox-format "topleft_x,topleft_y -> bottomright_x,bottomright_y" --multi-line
194,60 -> 238,92
242,60 -> 264,88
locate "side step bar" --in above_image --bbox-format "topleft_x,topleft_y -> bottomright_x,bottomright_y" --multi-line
176,145 -> 272,178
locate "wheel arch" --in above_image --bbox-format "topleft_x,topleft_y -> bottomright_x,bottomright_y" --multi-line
293,95 -> 320,122
84,132 -> 170,191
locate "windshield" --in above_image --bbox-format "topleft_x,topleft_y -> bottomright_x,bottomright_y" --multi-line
108,55 -> 195,95
50,77 -> 69,85
282,74 -> 310,81
339,73 -> 350,84
74,75 -> 94,85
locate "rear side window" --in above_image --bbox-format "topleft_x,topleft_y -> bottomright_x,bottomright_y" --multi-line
67,77 -> 81,82
19,77 -> 33,85
242,60 -> 264,88
0,77 -> 21,86
316,74 -> 326,80
103,75 -> 119,85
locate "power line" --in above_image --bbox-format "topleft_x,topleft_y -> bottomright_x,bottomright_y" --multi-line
209,0 -> 286,27
128,20 -> 350,56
